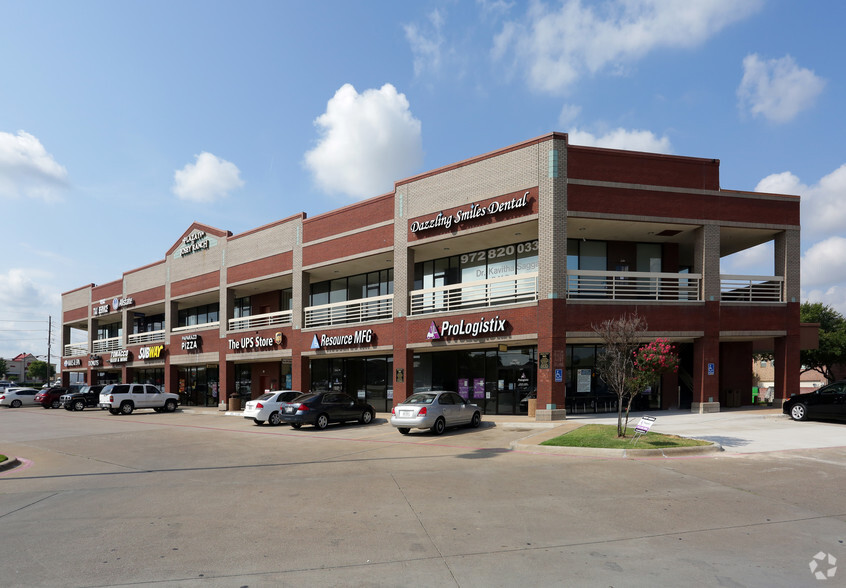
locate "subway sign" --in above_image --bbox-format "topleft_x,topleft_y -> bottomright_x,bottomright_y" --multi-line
138,345 -> 165,360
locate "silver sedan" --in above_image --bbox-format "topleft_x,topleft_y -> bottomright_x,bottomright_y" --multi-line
390,391 -> 482,435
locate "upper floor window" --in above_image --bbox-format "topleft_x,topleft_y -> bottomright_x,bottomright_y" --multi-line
96,323 -> 121,340
415,239 -> 538,289
178,303 -> 220,327
133,313 -> 164,334
309,269 -> 393,307
234,297 -> 251,318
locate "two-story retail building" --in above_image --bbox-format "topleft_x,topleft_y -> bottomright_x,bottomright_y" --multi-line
60,132 -> 802,416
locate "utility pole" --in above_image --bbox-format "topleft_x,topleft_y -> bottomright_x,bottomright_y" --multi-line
47,315 -> 52,379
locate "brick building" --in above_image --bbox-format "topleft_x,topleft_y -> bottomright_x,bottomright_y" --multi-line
60,133 -> 802,416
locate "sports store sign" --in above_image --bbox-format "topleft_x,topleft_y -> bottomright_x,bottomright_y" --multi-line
409,188 -> 535,235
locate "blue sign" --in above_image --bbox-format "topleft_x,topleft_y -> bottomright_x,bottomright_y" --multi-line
554,369 -> 563,382
707,362 -> 715,376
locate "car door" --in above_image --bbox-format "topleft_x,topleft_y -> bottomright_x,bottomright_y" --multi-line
145,385 -> 164,408
811,383 -> 844,418
129,385 -> 147,408
437,393 -> 459,426
451,392 -> 474,425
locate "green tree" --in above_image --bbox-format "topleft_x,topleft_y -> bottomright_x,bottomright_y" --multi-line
0,357 -> 7,378
593,313 -> 648,437
800,302 -> 846,383
26,360 -> 55,383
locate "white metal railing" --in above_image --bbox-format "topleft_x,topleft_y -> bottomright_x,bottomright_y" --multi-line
91,336 -> 122,353
228,310 -> 293,331
127,329 -> 166,345
409,274 -> 538,316
64,343 -> 88,357
566,270 -> 701,301
305,294 -> 393,328
172,321 -> 220,333
720,275 -> 784,302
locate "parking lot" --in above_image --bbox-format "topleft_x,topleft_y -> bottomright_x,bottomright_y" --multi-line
2,405 -> 845,587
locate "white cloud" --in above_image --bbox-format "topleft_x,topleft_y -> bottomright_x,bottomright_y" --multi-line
405,9 -> 445,77
568,127 -> 672,153
756,164 -> 846,239
801,237 -> 846,290
558,103 -> 582,127
738,54 -> 826,123
803,284 -> 846,318
721,242 -> 773,276
304,83 -> 423,199
172,152 -> 244,203
493,0 -> 761,94
0,130 -> 68,200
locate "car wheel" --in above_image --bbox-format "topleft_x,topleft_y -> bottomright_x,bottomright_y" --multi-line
11,399 -> 22,408
431,417 -> 446,435
51,399 -> 60,409
164,400 -> 177,413
253,419 -> 265,425
42,404 -> 50,409
470,411 -> 481,428
108,408 -> 120,415
268,412 -> 282,426
398,427 -> 410,435
315,413 -> 329,430
359,409 -> 374,424
64,405 -> 74,411
790,403 -> 808,421
291,423 -> 302,429
74,400 -> 85,411
120,402 -> 134,415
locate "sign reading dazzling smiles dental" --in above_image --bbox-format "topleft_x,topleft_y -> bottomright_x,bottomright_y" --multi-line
409,187 -> 536,236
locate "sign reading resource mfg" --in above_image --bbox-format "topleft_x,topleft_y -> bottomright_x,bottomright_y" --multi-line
311,329 -> 374,349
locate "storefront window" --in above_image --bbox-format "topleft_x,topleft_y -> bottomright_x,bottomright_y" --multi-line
132,368 -> 164,387
178,365 -> 220,406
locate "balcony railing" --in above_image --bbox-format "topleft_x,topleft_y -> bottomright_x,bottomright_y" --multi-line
409,274 -> 538,316
127,329 -> 166,345
172,321 -> 220,334
64,343 -> 88,357
91,336 -> 122,353
305,294 -> 393,329
720,275 -> 784,302
566,270 -> 701,301
228,310 -> 293,331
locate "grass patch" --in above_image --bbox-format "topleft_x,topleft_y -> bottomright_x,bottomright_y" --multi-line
0,455 -> 6,464
540,424 -> 712,449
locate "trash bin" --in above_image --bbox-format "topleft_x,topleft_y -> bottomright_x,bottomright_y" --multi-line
227,396 -> 242,411
527,398 -> 537,418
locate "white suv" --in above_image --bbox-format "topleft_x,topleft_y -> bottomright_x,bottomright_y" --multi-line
98,384 -> 179,415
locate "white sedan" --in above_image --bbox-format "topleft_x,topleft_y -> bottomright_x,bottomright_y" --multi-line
0,388 -> 41,408
243,390 -> 304,425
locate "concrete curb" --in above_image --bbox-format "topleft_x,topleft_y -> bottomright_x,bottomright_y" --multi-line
509,423 -> 723,458
0,457 -> 21,472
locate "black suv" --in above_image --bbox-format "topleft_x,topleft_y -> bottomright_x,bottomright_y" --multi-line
60,385 -> 105,411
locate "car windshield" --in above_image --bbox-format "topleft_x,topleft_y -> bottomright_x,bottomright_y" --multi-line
404,393 -> 436,405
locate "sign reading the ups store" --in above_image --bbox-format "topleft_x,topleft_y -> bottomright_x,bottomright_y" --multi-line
228,332 -> 285,351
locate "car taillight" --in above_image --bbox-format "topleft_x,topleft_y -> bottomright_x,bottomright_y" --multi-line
418,407 -> 427,416
256,403 -> 264,409
0,395 -> 5,400
109,395 -> 114,402
296,403 -> 309,411
391,406 -> 395,415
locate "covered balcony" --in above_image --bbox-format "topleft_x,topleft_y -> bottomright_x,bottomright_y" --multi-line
409,273 -> 538,315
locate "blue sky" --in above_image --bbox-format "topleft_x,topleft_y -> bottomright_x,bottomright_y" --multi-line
1,0 -> 844,363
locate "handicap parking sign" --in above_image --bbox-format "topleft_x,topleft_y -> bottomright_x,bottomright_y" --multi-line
554,369 -> 563,382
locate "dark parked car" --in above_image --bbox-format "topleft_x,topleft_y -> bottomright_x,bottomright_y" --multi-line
279,392 -> 375,430
784,381 -> 846,422
60,385 -> 106,411
34,386 -> 81,409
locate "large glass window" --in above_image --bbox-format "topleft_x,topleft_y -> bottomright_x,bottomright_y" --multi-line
132,313 -> 164,334
309,269 -> 394,306
96,323 -> 121,339
416,239 -> 539,289
177,303 -> 220,328
234,296 -> 251,318
178,365 -> 220,407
